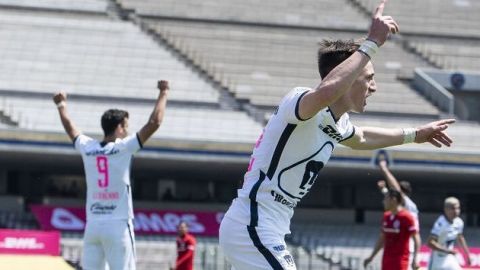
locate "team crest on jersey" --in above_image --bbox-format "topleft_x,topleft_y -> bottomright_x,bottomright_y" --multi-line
283,255 -> 295,266
318,124 -> 343,142
393,220 -> 400,229
277,142 -> 333,200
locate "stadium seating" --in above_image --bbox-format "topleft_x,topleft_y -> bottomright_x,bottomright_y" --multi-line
353,0 -> 480,37
407,37 -> 480,71
118,0 -> 369,30
145,19 -> 439,117
0,0 -> 108,13
0,210 -> 38,229
0,9 -> 220,104
0,96 -> 263,143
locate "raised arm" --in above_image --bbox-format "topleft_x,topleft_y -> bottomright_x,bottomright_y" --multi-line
53,92 -> 81,141
137,80 -> 169,145
298,0 -> 399,120
341,119 -> 455,150
378,158 -> 401,192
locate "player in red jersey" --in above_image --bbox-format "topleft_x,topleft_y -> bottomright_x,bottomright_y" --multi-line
171,222 -> 196,270
364,189 -> 421,270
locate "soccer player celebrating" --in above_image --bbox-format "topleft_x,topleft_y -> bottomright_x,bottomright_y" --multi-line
53,80 -> 169,270
219,0 -> 454,269
427,197 -> 472,270
363,190 -> 420,270
376,153 -> 420,269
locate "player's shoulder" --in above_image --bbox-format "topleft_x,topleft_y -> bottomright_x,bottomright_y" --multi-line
188,234 -> 196,242
453,217 -> 464,226
281,87 -> 312,103
434,215 -> 447,226
74,134 -> 97,146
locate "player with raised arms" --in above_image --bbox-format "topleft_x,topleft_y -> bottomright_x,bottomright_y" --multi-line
53,80 -> 169,270
219,1 -> 455,269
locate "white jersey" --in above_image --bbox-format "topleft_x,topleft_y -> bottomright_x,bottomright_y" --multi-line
429,215 -> 464,265
404,195 -> 419,229
75,134 -> 142,221
225,88 -> 355,235
431,215 -> 464,250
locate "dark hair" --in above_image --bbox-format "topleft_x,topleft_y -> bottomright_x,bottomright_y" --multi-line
317,39 -> 362,79
399,181 -> 412,196
101,109 -> 129,136
387,189 -> 404,205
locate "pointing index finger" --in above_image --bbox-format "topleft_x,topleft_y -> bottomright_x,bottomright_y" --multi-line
373,0 -> 387,18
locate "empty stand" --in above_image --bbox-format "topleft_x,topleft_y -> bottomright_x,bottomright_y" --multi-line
0,96 -> 263,143
119,0 -> 369,30
0,0 -> 108,13
408,37 -> 480,71
354,0 -> 480,37
147,19 -> 439,116
0,9 -> 220,104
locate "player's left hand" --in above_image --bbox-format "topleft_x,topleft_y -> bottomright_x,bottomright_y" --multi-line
377,180 -> 386,189
466,254 -> 472,266
414,119 -> 455,147
158,80 -> 170,92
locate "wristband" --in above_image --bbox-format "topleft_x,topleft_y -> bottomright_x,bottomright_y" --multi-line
402,128 -> 417,144
56,101 -> 66,108
381,187 -> 388,195
358,40 -> 379,59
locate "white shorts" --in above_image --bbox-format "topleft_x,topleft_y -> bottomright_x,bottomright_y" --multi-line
219,216 -> 296,270
428,253 -> 461,270
82,219 -> 136,270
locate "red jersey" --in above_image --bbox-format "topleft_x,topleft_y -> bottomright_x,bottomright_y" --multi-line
176,233 -> 196,270
382,209 -> 417,270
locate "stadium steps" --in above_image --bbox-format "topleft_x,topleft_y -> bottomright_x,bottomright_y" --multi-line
0,8 -> 223,105
109,0 -> 244,114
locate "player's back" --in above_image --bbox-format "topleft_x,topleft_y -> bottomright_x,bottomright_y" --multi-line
75,134 -> 142,221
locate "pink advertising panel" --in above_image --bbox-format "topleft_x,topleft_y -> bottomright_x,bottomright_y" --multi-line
0,229 -> 60,256
30,205 -> 224,236
418,245 -> 480,269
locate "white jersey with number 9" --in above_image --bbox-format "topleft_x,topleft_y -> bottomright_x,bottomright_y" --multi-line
75,134 -> 141,221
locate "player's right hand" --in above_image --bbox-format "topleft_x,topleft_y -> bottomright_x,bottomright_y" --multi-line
367,0 -> 399,46
363,257 -> 373,268
157,80 -> 170,92
53,91 -> 67,104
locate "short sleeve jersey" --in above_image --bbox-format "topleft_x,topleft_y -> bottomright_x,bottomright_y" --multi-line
382,209 -> 417,270
225,88 -> 355,235
404,195 -> 420,230
430,215 -> 464,255
75,134 -> 142,221
176,234 -> 196,270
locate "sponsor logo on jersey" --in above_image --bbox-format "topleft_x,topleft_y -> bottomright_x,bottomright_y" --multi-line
90,203 -> 117,214
318,124 -> 343,142
270,191 -> 297,208
273,245 -> 286,252
85,148 -> 120,156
